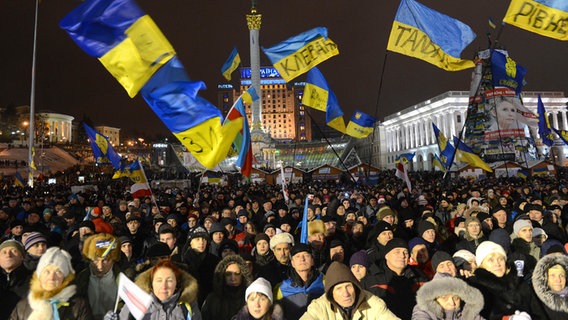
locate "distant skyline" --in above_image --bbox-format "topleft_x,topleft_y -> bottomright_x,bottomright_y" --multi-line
1,0 -> 567,137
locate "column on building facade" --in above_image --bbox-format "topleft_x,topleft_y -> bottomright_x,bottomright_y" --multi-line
450,111 -> 456,137
414,122 -> 420,148
553,112 -> 559,129
406,124 -> 411,149
410,123 -> 415,148
562,110 -> 568,130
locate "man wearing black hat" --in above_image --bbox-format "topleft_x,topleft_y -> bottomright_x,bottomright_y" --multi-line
274,243 -> 325,320
527,203 -> 566,243
125,215 -> 146,260
362,237 -> 428,319
182,226 -> 219,306
0,240 -> 31,319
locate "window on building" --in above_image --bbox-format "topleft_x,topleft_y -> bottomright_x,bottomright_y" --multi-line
457,115 -> 461,123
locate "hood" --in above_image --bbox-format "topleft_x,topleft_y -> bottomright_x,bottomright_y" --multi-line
532,254 -> 568,312
324,262 -> 365,312
416,276 -> 484,319
212,254 -> 253,295
135,265 -> 199,305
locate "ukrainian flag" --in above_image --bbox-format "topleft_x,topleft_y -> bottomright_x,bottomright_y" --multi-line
302,67 -> 333,112
113,159 -> 146,183
262,27 -> 339,82
387,0 -> 476,71
453,137 -> 493,172
345,110 -> 376,138
60,0 -> 176,97
84,123 -> 121,169
221,47 -> 241,81
14,171 -> 25,188
433,154 -> 446,172
553,128 -> 568,146
432,123 -> 455,170
491,50 -> 526,95
537,95 -> 555,147
504,0 -> 568,41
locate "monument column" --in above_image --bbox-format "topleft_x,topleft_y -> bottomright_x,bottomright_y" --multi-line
246,2 -> 263,130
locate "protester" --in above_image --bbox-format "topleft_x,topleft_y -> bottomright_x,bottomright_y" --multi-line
301,261 -> 399,319
182,226 -> 219,305
0,239 -> 32,319
532,253 -> 568,319
232,277 -> 284,320
22,231 -> 48,271
10,247 -> 93,319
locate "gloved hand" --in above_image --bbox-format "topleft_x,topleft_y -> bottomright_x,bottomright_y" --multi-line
508,310 -> 532,320
103,311 -> 119,320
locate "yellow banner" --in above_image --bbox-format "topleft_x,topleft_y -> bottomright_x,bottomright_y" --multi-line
273,37 -> 339,82
387,21 -> 475,71
99,15 -> 175,97
302,83 -> 328,112
504,0 -> 568,40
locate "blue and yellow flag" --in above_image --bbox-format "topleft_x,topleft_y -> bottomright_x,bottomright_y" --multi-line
553,128 -> 568,146
14,171 -> 25,188
300,197 -> 310,244
302,67 -> 334,112
453,136 -> 493,172
517,169 -> 530,180
387,0 -> 476,71
504,0 -> 568,41
221,47 -> 241,81
537,95 -> 555,147
60,0 -> 176,97
262,27 -> 339,82
488,17 -> 497,29
491,50 -> 527,95
113,159 -> 146,183
433,154 -> 447,172
432,123 -> 455,170
326,100 -> 346,134
345,110 -> 376,138
242,86 -> 260,106
84,123 -> 121,168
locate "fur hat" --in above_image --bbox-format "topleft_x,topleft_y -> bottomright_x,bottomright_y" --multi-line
513,218 -> 533,235
24,232 -> 47,252
269,232 -> 294,250
0,239 -> 24,256
245,277 -> 273,303
36,247 -> 74,278
82,233 -> 120,262
475,241 -> 506,266
308,220 -> 327,237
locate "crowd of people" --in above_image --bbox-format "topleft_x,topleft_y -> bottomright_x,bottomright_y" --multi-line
1,169 -> 568,319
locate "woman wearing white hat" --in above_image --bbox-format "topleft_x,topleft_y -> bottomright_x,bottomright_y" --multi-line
467,241 -> 545,319
10,247 -> 93,319
232,277 -> 284,320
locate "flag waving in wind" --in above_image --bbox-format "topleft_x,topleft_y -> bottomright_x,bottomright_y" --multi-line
395,153 -> 414,191
453,137 -> 493,172
262,27 -> 339,82
84,123 -> 121,169
537,95 -> 555,147
432,123 -> 455,170
113,159 -> 146,183
117,273 -> 153,320
388,0 -> 476,71
221,47 -> 241,81
504,0 -> 568,41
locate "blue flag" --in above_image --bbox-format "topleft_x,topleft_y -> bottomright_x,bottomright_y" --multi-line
300,197 -> 309,244
221,47 -> 241,81
83,123 -> 121,168
346,110 -> 376,138
302,67 -> 346,134
537,95 -> 554,147
491,50 -> 527,95
432,123 -> 455,170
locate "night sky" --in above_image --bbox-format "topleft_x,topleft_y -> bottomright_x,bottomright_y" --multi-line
1,0 -> 567,137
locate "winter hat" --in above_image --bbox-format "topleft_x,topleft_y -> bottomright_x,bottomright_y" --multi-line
431,251 -> 453,271
377,207 -> 395,221
374,221 -> 394,235
384,238 -> 408,254
408,237 -> 426,253
453,249 -> 476,265
218,239 -> 239,256
269,232 -> 294,250
10,219 -> 24,229
0,239 -> 25,256
290,243 -> 312,257
221,217 -> 235,227
488,228 -> 511,253
82,233 -> 121,262
476,212 -> 491,223
263,224 -> 276,233
513,219 -> 533,235
465,216 -> 480,227
475,241 -> 507,266
254,233 -> 270,245
147,242 -> 171,258
188,226 -> 210,242
118,236 -> 132,245
417,220 -> 436,237
24,232 -> 47,252
532,228 -> 547,239
245,277 -> 273,303
330,239 -> 344,249
79,220 -> 96,233
36,247 -> 74,278
308,220 -> 327,237
349,250 -> 369,268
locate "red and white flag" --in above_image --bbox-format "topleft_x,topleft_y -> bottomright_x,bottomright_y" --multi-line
131,182 -> 152,198
117,273 -> 153,320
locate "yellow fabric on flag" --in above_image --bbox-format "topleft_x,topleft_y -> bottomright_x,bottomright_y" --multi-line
345,120 -> 373,138
503,0 -> 568,41
302,83 -> 328,112
327,117 -> 346,134
387,21 -> 475,71
99,15 -> 176,98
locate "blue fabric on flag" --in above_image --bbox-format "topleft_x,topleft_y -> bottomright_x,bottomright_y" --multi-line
537,95 -> 554,147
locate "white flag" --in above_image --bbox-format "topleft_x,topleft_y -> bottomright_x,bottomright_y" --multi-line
118,273 -> 153,320
280,165 -> 289,202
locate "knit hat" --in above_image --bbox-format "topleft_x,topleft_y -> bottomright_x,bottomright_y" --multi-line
374,221 -> 394,235
349,250 -> 369,268
431,250 -> 453,271
263,224 -> 276,233
532,227 -> 548,239
290,243 -> 312,257
82,233 -> 121,262
377,207 -> 395,221
513,219 -> 533,235
384,238 -> 408,254
453,249 -> 476,264
188,226 -> 210,242
308,220 -> 327,237
408,237 -> 426,253
218,239 -> 239,256
245,277 -> 273,303
118,236 -> 132,245
36,247 -> 74,278
79,220 -> 96,233
10,219 -> 24,229
476,212 -> 491,223
329,239 -> 343,249
465,216 -> 480,227
147,242 -> 171,258
254,233 -> 270,245
24,232 -> 47,252
269,232 -> 294,250
220,217 -> 235,227
417,220 -> 436,237
488,228 -> 511,253
0,239 -> 24,256
475,241 -> 507,266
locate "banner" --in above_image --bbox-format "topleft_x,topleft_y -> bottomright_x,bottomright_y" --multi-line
504,0 -> 568,41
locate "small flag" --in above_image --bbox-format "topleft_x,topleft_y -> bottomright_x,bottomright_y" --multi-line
491,51 -> 527,95
300,196 -> 310,244
504,0 -> 568,41
553,128 -> 568,146
224,87 -> 257,177
433,153 -> 446,172
345,110 -> 376,138
517,169 -> 529,179
262,27 -> 339,82
453,136 -> 493,172
30,147 -> 37,170
488,17 -> 497,29
432,123 -> 456,170
387,0 -> 476,71
537,94 -> 555,147
221,47 -> 241,81
14,171 -> 25,187
84,123 -> 122,169
113,159 -> 146,183
302,67 -> 334,112
395,153 -> 414,191
117,273 -> 153,320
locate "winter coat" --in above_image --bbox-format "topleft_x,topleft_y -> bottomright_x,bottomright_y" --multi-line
532,254 -> 568,320
231,304 -> 285,320
467,265 -> 547,320
301,262 -> 399,320
9,273 -> 93,320
181,244 -> 219,306
118,267 -> 202,320
0,264 -> 32,320
412,276 -> 485,320
201,255 -> 253,320
274,269 -> 325,320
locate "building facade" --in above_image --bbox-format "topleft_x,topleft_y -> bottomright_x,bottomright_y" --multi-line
94,125 -> 120,146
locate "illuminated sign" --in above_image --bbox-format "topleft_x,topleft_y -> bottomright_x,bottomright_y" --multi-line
218,84 -> 234,89
240,67 -> 282,79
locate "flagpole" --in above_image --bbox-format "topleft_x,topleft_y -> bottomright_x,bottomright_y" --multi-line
370,52 -> 390,169
27,0 -> 40,187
